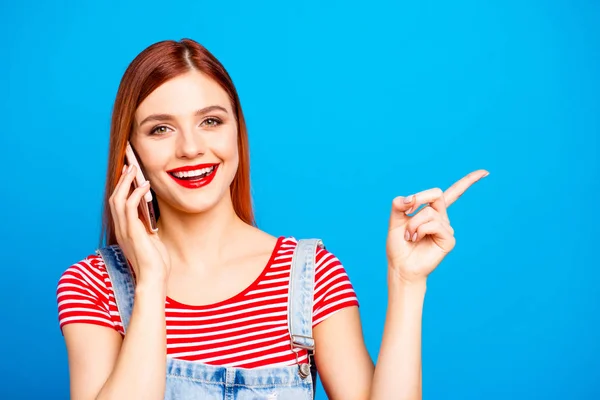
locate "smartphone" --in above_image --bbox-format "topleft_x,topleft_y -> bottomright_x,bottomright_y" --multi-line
125,142 -> 158,233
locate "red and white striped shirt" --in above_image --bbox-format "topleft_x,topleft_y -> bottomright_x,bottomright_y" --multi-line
56,236 -> 359,368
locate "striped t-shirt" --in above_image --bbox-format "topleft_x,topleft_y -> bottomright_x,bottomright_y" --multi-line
56,236 -> 359,368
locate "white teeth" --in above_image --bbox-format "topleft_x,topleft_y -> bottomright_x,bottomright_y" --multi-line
172,166 -> 215,179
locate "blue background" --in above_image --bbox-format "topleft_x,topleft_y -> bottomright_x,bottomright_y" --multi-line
1,0 -> 598,398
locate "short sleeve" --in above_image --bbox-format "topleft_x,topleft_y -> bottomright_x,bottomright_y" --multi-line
312,246 -> 359,326
56,255 -> 118,333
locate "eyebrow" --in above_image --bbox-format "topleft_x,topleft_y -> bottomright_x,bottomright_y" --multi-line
138,105 -> 229,127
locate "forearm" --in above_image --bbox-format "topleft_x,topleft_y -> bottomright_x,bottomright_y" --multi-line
97,280 -> 167,400
370,270 -> 426,400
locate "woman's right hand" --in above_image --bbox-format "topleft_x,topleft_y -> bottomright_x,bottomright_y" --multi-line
109,164 -> 171,286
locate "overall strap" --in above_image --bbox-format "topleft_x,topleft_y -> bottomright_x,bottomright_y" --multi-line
288,238 -> 323,353
96,245 -> 136,333
288,238 -> 324,397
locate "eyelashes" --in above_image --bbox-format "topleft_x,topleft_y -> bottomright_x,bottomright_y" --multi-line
202,117 -> 222,127
150,125 -> 171,135
149,117 -> 223,136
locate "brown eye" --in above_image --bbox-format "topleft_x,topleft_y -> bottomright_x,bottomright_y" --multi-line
202,118 -> 221,127
150,125 -> 171,135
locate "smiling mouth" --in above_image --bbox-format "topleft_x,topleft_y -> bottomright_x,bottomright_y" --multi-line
167,164 -> 219,189
168,165 -> 216,180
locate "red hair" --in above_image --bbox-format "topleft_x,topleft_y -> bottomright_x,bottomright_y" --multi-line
100,38 -> 254,246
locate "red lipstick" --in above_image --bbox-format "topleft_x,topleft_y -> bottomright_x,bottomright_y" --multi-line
167,163 -> 219,189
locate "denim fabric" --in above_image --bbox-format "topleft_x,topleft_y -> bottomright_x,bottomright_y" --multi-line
96,238 -> 322,400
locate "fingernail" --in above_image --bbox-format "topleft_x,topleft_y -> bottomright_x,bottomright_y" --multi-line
127,165 -> 134,173
405,230 -> 410,241
412,232 -> 418,241
122,165 -> 127,173
141,180 -> 149,187
403,195 -> 413,204
405,207 -> 413,215
483,172 -> 489,177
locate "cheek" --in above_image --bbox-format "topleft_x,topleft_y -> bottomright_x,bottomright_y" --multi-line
136,146 -> 171,180
213,130 -> 239,163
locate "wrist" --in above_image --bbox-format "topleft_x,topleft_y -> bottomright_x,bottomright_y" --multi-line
133,262 -> 169,286
135,275 -> 168,298
388,268 -> 427,297
388,265 -> 427,286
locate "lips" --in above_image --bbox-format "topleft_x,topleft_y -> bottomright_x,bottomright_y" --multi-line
167,163 -> 219,189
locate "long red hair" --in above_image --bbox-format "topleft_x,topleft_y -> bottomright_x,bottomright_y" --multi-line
100,38 -> 254,246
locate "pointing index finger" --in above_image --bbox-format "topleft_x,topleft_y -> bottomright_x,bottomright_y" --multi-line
444,169 -> 489,207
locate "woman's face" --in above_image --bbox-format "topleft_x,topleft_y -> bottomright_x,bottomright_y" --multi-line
130,71 -> 239,215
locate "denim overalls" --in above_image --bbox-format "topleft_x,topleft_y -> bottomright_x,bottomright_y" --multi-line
96,239 -> 322,400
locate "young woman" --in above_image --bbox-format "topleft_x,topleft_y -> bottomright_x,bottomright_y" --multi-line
56,38 -> 488,400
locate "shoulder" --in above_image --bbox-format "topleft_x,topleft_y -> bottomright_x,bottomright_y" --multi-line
279,236 -> 354,290
56,251 -> 123,333
58,252 -> 109,281
56,252 -> 112,300
279,236 -> 360,325
279,236 -> 343,268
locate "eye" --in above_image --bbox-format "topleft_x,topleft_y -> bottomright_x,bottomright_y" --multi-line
201,117 -> 222,127
149,125 -> 172,135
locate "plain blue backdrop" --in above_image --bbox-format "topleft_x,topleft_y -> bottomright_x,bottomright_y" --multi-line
1,0 -> 598,398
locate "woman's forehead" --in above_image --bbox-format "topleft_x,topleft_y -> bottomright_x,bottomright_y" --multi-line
136,71 -> 232,120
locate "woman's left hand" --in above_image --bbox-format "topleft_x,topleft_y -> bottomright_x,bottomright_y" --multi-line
386,169 -> 489,283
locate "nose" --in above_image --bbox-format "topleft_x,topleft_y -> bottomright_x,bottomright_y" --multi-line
175,128 -> 205,159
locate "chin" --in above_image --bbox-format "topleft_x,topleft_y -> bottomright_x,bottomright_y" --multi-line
178,201 -> 221,215
152,172 -> 234,215
160,189 -> 230,216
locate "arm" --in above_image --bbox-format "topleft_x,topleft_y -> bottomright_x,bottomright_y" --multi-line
63,164 -> 172,399
317,170 -> 487,399
314,278 -> 426,400
313,307 -> 374,400
63,280 -> 167,400
310,246 -> 374,399
369,276 -> 426,399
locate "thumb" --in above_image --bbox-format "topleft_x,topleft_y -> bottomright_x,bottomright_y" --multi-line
388,195 -> 415,230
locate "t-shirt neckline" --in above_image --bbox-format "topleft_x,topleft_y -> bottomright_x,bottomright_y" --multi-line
164,236 -> 286,309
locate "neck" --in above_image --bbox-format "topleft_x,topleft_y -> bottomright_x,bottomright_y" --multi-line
155,193 -> 247,269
